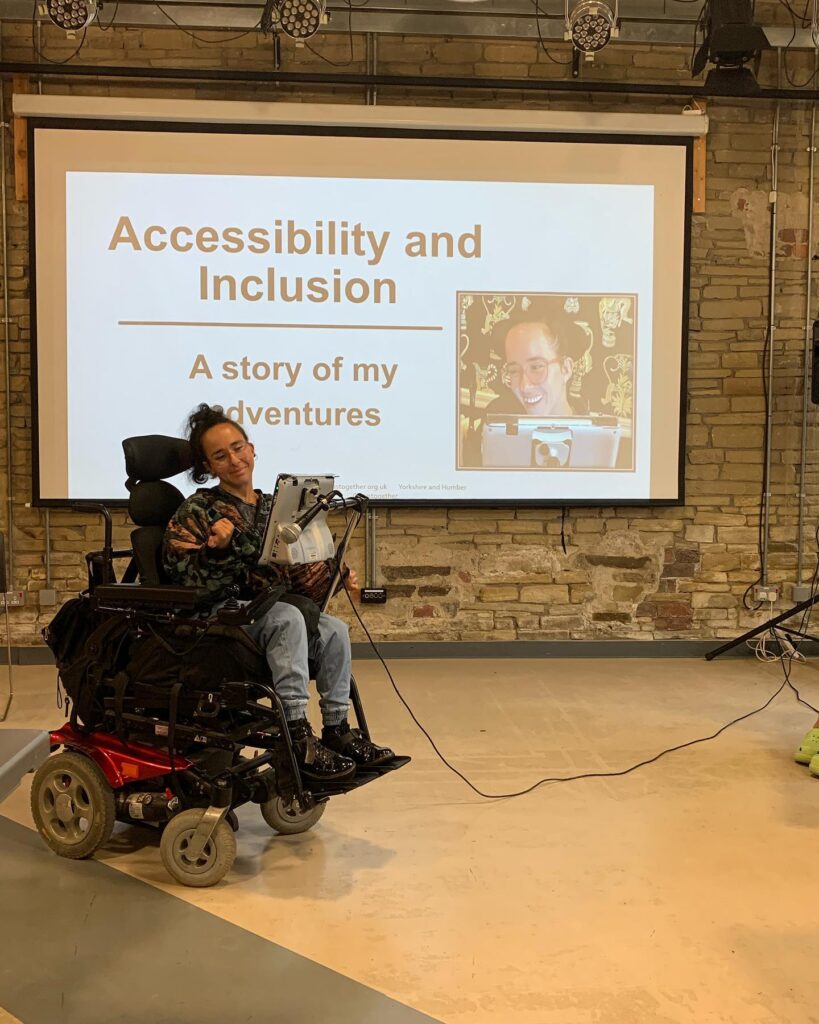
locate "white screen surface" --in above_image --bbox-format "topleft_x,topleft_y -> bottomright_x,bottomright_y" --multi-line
33,123 -> 689,504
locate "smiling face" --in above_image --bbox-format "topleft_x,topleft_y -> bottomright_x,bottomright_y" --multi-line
201,422 -> 255,495
503,322 -> 574,417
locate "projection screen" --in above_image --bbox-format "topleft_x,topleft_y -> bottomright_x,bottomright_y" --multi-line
30,116 -> 691,505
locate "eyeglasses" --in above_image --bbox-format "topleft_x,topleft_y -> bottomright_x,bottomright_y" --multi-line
502,359 -> 561,386
208,440 -> 251,466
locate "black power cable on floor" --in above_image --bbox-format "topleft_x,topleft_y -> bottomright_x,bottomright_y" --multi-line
341,578 -> 819,800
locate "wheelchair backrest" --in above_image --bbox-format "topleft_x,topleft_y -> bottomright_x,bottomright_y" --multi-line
123,435 -> 193,586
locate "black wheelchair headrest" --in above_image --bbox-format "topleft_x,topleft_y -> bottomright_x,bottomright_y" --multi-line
123,435 -> 192,485
123,435 -> 193,528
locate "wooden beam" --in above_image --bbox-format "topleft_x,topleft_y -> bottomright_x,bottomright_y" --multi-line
12,76 -> 29,203
691,100 -> 707,214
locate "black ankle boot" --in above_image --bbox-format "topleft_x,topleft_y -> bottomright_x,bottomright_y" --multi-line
321,721 -> 395,767
287,718 -> 356,782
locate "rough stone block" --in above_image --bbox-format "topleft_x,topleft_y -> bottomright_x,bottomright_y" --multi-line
478,585 -> 519,602
519,585 -> 570,603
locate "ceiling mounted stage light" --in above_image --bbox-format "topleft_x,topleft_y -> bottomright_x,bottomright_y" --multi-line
565,0 -> 618,56
45,0 -> 98,31
691,0 -> 768,94
261,0 -> 327,40
569,0 -> 614,53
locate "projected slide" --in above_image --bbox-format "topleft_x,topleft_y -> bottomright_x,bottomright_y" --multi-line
32,124 -> 688,504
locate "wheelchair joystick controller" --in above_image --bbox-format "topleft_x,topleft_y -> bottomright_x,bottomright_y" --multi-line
216,584 -> 284,627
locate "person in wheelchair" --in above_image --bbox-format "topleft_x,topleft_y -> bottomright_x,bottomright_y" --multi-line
163,403 -> 394,782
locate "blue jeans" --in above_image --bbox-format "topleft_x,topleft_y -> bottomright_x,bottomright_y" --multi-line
243,601 -> 351,726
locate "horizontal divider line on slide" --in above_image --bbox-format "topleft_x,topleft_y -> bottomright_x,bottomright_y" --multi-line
118,320 -> 443,331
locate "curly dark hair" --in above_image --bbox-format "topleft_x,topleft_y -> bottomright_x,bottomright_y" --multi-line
185,403 -> 248,484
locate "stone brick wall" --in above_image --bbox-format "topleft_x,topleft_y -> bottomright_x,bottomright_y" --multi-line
1,15 -> 818,644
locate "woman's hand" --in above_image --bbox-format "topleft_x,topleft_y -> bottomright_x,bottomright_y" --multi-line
207,518 -> 235,550
345,568 -> 360,591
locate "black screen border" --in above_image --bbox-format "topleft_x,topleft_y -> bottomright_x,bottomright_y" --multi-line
27,116 -> 692,509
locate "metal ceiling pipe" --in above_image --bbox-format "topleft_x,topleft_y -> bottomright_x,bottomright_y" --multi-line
366,32 -> 375,106
373,33 -> 378,107
797,98 -> 817,590
364,36 -> 379,589
364,506 -> 377,590
44,509 -> 51,587
36,19 -> 51,581
0,30 -> 14,594
761,100 -> 781,588
3,58 -> 819,102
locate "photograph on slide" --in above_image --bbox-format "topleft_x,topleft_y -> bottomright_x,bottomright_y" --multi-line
457,291 -> 637,473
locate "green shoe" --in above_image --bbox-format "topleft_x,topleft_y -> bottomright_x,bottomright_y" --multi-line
796,728 -> 819,765
810,753 -> 819,778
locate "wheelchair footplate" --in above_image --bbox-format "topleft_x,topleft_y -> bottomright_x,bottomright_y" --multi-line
308,754 -> 411,798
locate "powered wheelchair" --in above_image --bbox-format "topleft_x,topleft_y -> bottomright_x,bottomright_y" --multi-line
31,435 -> 408,887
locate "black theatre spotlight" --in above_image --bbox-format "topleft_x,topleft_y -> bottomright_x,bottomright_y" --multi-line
565,0 -> 619,56
45,0 -> 98,30
261,0 -> 327,40
691,0 -> 768,94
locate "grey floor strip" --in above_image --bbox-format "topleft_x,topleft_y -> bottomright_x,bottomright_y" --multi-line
0,732 -> 50,804
0,816 -> 441,1024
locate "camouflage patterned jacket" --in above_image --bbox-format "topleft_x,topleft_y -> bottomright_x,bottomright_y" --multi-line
162,486 -> 336,604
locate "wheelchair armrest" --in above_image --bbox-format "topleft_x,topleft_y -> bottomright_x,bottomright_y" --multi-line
216,584 -> 285,627
91,584 -> 212,611
83,548 -> 132,561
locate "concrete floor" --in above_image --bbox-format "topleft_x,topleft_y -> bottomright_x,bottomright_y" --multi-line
2,656 -> 819,1024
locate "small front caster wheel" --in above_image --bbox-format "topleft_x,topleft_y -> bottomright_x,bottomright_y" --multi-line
160,808 -> 236,887
261,796 -> 326,835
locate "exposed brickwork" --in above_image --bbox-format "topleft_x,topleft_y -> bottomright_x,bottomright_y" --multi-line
0,18 -> 817,644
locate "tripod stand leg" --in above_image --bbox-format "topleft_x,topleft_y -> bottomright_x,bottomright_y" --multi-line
778,627 -> 819,644
706,593 -> 819,660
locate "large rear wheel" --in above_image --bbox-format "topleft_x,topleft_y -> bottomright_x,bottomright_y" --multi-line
30,751 -> 116,860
